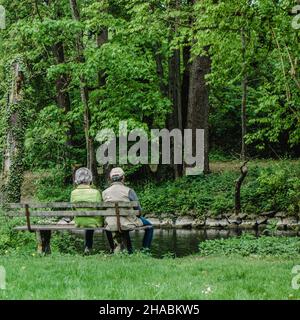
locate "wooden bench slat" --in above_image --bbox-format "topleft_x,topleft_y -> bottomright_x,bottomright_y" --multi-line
13,225 -> 152,231
7,201 -> 138,209
7,209 -> 139,217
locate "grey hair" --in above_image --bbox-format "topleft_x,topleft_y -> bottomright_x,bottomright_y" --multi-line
75,168 -> 93,185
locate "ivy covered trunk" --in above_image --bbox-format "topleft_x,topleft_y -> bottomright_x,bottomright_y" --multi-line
1,61 -> 26,203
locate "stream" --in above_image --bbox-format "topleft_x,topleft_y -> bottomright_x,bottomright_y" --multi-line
75,229 -> 251,258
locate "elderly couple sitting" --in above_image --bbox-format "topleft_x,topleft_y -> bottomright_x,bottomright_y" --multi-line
71,167 -> 153,254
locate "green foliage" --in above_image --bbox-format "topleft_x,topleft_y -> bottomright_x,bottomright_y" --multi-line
24,106 -> 70,169
34,167 -> 73,202
28,161 -> 300,216
199,233 -> 300,258
0,213 -> 36,255
241,162 -> 300,214
0,209 -> 83,255
136,172 -> 235,216
51,232 -> 84,255
1,0 -> 299,174
135,161 -> 300,216
262,219 -> 279,236
208,148 -> 235,162
189,0 -> 300,155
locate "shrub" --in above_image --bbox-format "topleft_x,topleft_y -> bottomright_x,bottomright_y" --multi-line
0,212 -> 84,255
241,163 -> 300,214
134,162 -> 300,216
199,233 -> 300,257
34,167 -> 73,202
0,214 -> 36,254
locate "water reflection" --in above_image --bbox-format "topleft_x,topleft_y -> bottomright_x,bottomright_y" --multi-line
75,229 -> 242,258
75,228 -> 298,258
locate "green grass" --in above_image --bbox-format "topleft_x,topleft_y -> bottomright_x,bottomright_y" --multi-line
0,253 -> 300,300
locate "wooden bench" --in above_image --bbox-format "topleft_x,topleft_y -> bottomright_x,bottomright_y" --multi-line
4,202 -> 150,254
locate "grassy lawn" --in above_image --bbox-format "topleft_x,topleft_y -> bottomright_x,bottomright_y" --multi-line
0,253 -> 300,300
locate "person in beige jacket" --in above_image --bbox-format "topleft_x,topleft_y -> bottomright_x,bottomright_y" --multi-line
102,167 -> 153,252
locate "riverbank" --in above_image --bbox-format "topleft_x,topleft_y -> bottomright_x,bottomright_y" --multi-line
0,253 -> 299,300
145,211 -> 300,232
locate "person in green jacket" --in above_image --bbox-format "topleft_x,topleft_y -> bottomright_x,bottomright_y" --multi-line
71,167 -> 103,254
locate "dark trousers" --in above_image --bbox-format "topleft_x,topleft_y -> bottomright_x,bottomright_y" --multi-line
106,217 -> 153,252
139,217 -> 154,249
86,218 -> 154,252
105,230 -> 133,254
85,230 -> 133,254
85,230 -> 94,249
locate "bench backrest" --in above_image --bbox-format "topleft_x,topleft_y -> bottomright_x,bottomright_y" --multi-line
5,202 -> 139,217
3,202 -> 139,232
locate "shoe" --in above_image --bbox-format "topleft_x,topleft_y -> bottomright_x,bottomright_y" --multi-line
141,248 -> 151,255
84,247 -> 91,255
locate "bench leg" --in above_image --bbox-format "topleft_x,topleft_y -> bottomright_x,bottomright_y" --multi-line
36,231 -> 52,255
109,231 -> 132,254
112,232 -> 123,253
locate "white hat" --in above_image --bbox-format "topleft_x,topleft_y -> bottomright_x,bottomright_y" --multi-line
110,167 -> 125,179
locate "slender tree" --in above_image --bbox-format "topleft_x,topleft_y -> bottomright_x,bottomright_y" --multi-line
168,0 -> 183,178
69,0 -> 99,184
241,28 -> 248,160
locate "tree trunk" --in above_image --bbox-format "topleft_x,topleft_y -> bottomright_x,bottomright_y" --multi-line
95,28 -> 109,182
168,48 -> 183,178
42,1 -> 75,185
96,29 -> 108,87
1,62 -> 26,203
167,0 -> 183,178
184,0 -> 210,174
186,49 -> 211,174
241,29 -> 247,160
69,0 -> 99,184
235,161 -> 248,214
52,41 -> 75,148
181,45 -> 191,130
181,0 -> 194,131
155,49 -> 167,96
